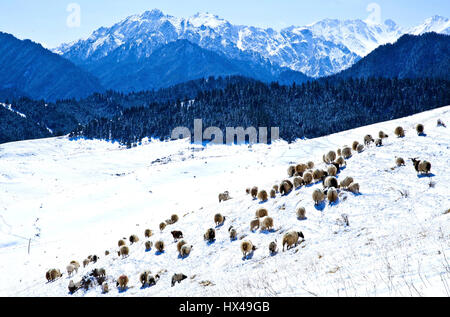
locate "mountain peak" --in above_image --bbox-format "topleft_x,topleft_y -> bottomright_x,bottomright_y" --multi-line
140,9 -> 165,19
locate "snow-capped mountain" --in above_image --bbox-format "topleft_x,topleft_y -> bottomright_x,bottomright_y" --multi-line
55,10 -> 449,78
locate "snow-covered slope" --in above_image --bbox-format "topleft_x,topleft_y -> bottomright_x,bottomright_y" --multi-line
55,10 -> 449,77
0,106 -> 449,296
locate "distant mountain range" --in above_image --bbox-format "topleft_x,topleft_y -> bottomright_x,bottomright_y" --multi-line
0,32 -> 104,101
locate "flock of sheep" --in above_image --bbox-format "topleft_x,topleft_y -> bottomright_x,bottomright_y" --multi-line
44,120 -> 440,295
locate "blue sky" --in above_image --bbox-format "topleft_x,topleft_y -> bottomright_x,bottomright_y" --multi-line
0,0 -> 448,48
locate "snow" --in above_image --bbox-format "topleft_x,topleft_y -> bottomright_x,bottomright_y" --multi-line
0,106 -> 449,296
1,103 -> 27,118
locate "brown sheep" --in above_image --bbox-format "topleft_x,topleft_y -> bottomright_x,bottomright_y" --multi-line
214,213 -> 226,226
105,250 -> 110,256
297,206 -> 306,220
246,188 -> 251,195
118,239 -> 126,247
415,124 -> 425,135
272,185 -> 279,193
140,271 -> 151,287
379,131 -> 389,139
270,189 -> 276,198
327,187 -> 338,203
159,222 -> 166,231
352,141 -> 359,151
335,156 -> 346,167
396,157 -> 405,167
287,165 -> 296,177
251,186 -> 258,199
293,177 -> 304,189
241,240 -> 256,258
218,191 -> 231,202
312,169 -> 324,181
395,126 -> 405,137
49,269 -> 62,281
337,148 -> 342,157
411,158 -> 431,175
68,280 -> 81,294
177,240 -> 187,254
171,273 -> 188,287
303,172 -> 313,185
347,182 -> 360,194
229,227 -> 237,240
119,246 -> 129,258
295,163 -> 308,175
170,214 -> 179,224
312,189 -> 325,205
327,165 -> 337,177
117,275 -> 129,290
155,240 -> 165,253
342,147 -> 352,159
129,234 -> 139,244
323,151 -> 337,164
82,258 -> 90,268
145,241 -> 153,251
171,230 -> 183,241
356,143 -> 364,153
282,231 -> 304,251
66,264 -> 77,277
261,217 -> 274,231
257,190 -> 268,202
269,241 -> 278,254
101,282 -> 109,293
375,138 -> 382,147
144,229 -> 153,238
340,176 -> 354,188
255,208 -> 268,218
204,228 -> 216,242
250,219 -> 260,231
180,245 -> 193,258
324,176 -> 339,189
307,161 -> 315,169
364,135 -> 374,145
70,261 -> 80,270
280,180 -> 293,195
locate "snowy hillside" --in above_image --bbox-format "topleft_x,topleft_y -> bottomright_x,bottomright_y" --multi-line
0,106 -> 449,296
55,10 -> 449,77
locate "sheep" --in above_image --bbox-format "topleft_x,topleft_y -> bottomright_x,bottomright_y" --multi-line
66,264 -> 76,277
312,169 -> 324,181
50,268 -> 62,281
251,186 -> 258,199
255,208 -> 268,218
145,241 -> 153,251
340,176 -> 354,189
395,126 -> 405,137
287,165 -> 296,177
282,231 -> 304,251
68,280 -> 81,294
70,261 -> 80,270
437,119 -> 446,127
396,157 -> 405,167
327,165 -> 337,177
269,241 -> 278,254
155,240 -> 165,253
246,188 -> 251,195
307,161 -> 315,169
312,189 -> 325,205
170,214 -> 179,224
347,182 -> 360,194
375,138 -> 382,147
170,230 -> 183,242
379,131 -> 389,139
140,271 -> 151,287
129,234 -> 139,244
364,134 -> 374,145
297,206 -> 306,220
270,189 -> 276,198
250,219 -> 260,231
352,141 -> 359,151
261,217 -> 274,231
83,258 -> 90,268
101,282 -> 109,294
241,241 -> 256,258
92,268 -> 106,278
118,239 -> 126,247
119,246 -> 129,258
159,222 -> 166,231
342,147 -> 352,159
117,275 -> 129,290
272,185 -> 279,193
337,148 -> 342,157
177,240 -> 187,254
204,228 -> 216,242
257,190 -> 268,202
356,144 -> 364,153
415,124 -> 425,135
279,180 -> 293,195
302,172 -> 313,185
229,227 -> 237,240
327,187 -> 338,203
105,250 -> 110,256
293,177 -> 304,189
323,151 -> 337,164
171,273 -> 188,287
214,213 -> 226,226
144,229 -> 153,238
180,245 -> 193,258
90,255 -> 99,263
335,156 -> 346,167
324,176 -> 339,189
295,163 -> 308,175
218,191 -> 231,202
411,158 -> 431,175
148,274 -> 160,286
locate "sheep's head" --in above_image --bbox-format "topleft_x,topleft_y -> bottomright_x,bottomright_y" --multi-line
298,231 -> 305,239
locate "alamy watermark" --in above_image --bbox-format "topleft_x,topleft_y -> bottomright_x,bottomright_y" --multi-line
171,119 -> 280,145
66,3 -> 81,28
